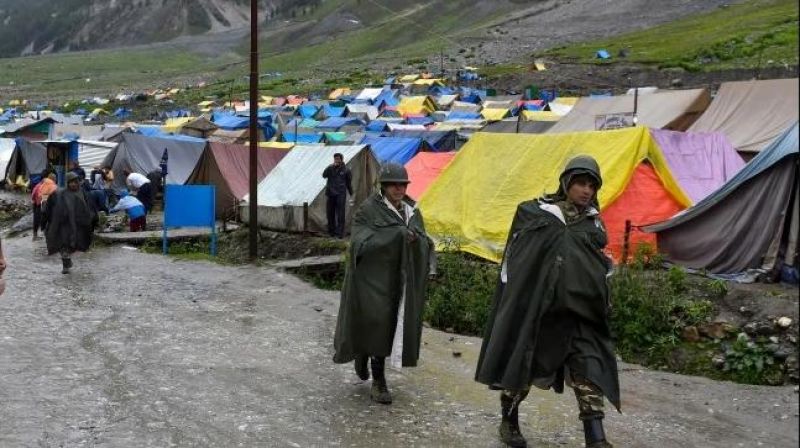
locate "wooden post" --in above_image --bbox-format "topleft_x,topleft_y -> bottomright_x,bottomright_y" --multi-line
622,219 -> 632,264
248,0 -> 259,261
303,202 -> 309,233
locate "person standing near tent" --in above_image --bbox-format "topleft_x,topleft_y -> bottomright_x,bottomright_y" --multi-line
322,153 -> 353,238
333,163 -> 436,405
123,169 -> 153,214
475,155 -> 619,448
31,171 -> 58,241
43,172 -> 97,274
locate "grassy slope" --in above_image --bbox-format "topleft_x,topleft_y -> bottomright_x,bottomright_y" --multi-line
544,0 -> 799,71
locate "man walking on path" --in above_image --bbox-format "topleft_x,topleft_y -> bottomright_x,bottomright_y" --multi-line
44,172 -> 97,274
475,155 -> 619,448
322,153 -> 353,238
333,163 -> 436,405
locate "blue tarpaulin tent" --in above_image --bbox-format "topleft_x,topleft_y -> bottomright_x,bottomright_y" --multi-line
280,133 -> 324,144
361,136 -> 422,165
323,105 -> 346,118
212,112 -> 250,130
596,49 -> 611,59
316,117 -> 364,131
366,120 -> 390,132
447,111 -> 482,121
382,130 -> 457,152
406,116 -> 434,126
298,105 -> 320,119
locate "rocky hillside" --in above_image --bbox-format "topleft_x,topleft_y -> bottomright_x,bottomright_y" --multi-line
0,0 -> 324,57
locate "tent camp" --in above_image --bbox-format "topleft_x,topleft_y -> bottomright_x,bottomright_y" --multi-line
419,128 -> 692,262
644,123 -> 798,278
361,136 -> 423,165
5,139 -> 47,184
547,89 -> 711,133
102,133 -> 206,188
650,129 -> 745,203
186,143 -> 289,218
686,78 -> 799,156
241,145 -> 379,234
405,151 -> 456,200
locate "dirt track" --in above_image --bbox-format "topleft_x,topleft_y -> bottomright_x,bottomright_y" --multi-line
0,234 -> 797,447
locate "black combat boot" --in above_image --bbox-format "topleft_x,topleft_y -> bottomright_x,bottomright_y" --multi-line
61,258 -> 72,274
369,357 -> 392,404
354,354 -> 369,381
499,393 -> 527,447
583,418 -> 613,448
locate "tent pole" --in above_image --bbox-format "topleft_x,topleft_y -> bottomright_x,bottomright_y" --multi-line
248,0 -> 259,261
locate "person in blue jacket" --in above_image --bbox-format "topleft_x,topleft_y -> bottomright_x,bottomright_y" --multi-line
109,190 -> 147,232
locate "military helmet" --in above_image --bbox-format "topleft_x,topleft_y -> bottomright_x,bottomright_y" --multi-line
378,163 -> 410,184
561,155 -> 602,188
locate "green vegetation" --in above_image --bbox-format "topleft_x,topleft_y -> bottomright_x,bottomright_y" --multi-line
545,0 -> 799,72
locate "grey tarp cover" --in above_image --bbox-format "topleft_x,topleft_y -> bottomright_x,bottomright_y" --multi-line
5,139 -> 47,181
241,145 -> 379,234
687,78 -> 799,154
482,119 -> 556,134
77,141 -> 118,172
644,123 -> 799,274
547,89 -> 711,133
102,133 -> 206,188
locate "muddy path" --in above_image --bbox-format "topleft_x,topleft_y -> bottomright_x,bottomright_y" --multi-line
0,235 -> 797,447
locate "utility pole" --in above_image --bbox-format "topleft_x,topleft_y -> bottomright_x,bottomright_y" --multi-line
248,0 -> 259,261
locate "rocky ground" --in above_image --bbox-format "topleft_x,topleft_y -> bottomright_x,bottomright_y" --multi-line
1,223 -> 798,447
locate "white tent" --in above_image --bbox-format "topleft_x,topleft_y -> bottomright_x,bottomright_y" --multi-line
0,138 -> 16,180
242,145 -> 379,234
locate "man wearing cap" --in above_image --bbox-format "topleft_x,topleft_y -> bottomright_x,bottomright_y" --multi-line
322,153 -> 353,238
44,172 -> 97,274
475,155 -> 619,448
333,163 -> 436,405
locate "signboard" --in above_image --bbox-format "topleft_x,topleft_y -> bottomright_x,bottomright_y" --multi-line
163,185 -> 216,256
594,112 -> 636,131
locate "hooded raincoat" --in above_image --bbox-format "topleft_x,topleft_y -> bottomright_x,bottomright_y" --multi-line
44,178 -> 96,256
474,161 -> 620,412
333,192 -> 435,368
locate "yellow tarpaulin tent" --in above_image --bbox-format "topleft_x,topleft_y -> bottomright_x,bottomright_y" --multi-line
259,141 -> 294,149
328,88 -> 351,100
418,127 -> 691,262
553,97 -> 579,106
533,59 -> 547,71
481,108 -> 511,121
400,74 -> 420,83
413,78 -> 444,87
397,96 -> 436,116
197,100 -> 216,107
162,117 -> 195,133
522,110 -> 561,122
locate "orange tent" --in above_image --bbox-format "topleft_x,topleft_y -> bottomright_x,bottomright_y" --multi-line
405,152 -> 457,200
601,162 -> 684,261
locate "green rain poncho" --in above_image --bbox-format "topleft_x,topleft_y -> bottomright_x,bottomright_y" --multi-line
475,163 -> 620,411
333,192 -> 435,368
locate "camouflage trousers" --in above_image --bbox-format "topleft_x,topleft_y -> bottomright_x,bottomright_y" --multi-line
503,374 -> 605,420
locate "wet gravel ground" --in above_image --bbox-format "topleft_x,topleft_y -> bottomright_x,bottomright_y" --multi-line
1,235 -> 797,447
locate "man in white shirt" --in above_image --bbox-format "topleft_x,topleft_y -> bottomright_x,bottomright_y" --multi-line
123,169 -> 154,214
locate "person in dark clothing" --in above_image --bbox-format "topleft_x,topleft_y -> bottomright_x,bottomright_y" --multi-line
69,160 -> 87,190
475,155 -> 618,448
146,169 -> 163,210
44,172 -> 97,274
333,163 -> 436,405
322,153 -> 354,238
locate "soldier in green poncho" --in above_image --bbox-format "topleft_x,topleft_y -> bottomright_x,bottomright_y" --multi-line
475,155 -> 619,448
333,163 -> 436,405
